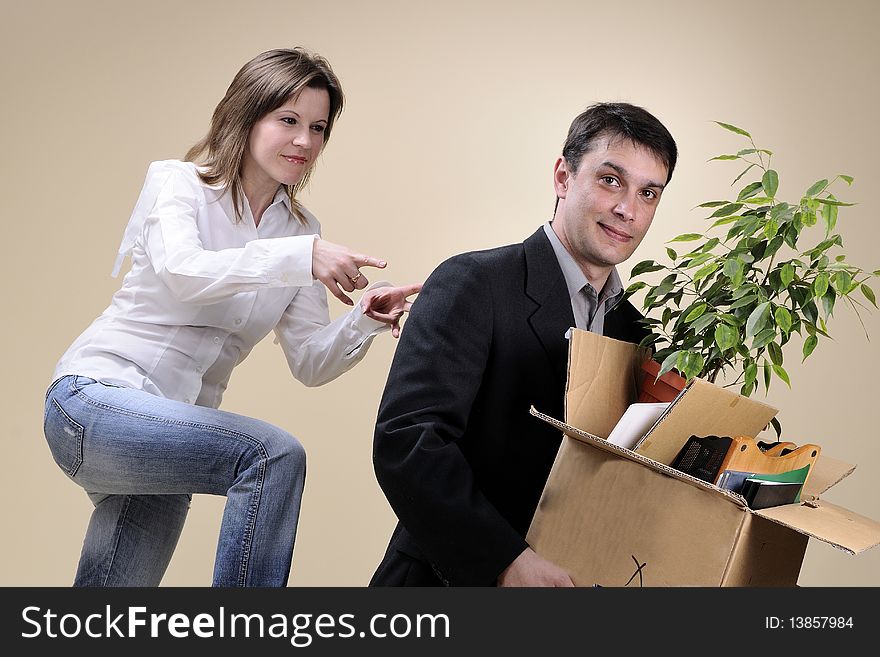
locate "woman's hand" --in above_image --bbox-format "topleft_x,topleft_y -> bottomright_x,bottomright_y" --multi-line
312,238 -> 387,305
360,283 -> 423,338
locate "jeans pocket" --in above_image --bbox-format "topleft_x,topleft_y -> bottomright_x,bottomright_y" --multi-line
44,397 -> 84,477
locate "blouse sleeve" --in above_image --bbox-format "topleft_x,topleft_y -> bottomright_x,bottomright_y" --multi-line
273,280 -> 390,387
121,160 -> 316,304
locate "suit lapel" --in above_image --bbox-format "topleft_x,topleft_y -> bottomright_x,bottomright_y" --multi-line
523,227 -> 576,380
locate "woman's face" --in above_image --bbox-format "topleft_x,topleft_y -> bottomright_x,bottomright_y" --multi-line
242,86 -> 330,195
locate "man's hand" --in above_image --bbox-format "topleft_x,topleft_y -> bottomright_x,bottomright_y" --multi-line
360,283 -> 423,337
312,238 -> 387,305
497,548 -> 575,587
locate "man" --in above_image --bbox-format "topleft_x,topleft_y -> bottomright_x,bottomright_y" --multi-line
370,102 -> 677,586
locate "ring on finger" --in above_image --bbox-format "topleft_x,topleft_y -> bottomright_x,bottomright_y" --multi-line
349,271 -> 362,285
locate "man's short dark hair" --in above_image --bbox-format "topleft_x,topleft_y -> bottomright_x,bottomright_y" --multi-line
562,102 -> 678,184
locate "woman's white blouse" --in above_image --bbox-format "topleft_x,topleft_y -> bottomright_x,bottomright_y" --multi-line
53,160 -> 388,408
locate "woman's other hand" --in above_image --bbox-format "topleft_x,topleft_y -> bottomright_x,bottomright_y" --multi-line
312,238 -> 387,305
360,283 -> 423,338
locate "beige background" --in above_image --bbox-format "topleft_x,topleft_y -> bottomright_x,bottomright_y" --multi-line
3,0 -> 878,586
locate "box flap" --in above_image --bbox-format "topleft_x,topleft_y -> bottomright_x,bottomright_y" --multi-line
801,454 -> 856,499
564,329 -> 648,439
635,378 -> 778,466
530,406 -> 746,506
753,500 -> 880,554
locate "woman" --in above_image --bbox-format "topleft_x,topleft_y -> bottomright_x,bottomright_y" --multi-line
42,48 -> 421,587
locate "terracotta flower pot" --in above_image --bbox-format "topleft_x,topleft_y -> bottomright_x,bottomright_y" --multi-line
638,359 -> 687,403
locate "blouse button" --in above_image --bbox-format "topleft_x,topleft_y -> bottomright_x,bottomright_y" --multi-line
213,336 -> 221,344
234,318 -> 242,326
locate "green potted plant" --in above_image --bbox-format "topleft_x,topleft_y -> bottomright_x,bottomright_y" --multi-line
626,121 -> 879,433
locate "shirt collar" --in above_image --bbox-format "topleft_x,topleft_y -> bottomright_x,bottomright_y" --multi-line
543,222 -> 588,301
201,173 -> 294,220
274,186 -> 294,214
602,266 -> 624,306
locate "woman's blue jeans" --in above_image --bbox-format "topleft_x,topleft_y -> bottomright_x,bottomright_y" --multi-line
43,375 -> 306,587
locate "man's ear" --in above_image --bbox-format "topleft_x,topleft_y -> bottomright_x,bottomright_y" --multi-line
553,157 -> 570,198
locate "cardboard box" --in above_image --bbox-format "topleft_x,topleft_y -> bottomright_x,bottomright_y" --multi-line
526,329 -> 880,586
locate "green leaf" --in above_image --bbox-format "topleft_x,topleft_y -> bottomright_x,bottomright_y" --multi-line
711,203 -> 744,218
861,283 -> 877,308
690,313 -> 717,335
684,253 -> 715,269
700,237 -> 721,253
631,260 -> 665,276
770,202 -> 794,223
710,154 -> 740,161
772,364 -> 791,388
762,169 -> 779,198
650,273 -> 678,298
745,301 -> 771,339
832,271 -> 852,295
770,417 -> 782,439
744,360 -> 758,387
767,341 -> 783,365
625,282 -> 647,296
728,294 -> 758,311
669,233 -> 703,243
805,238 -> 840,260
658,350 -> 682,378
684,303 -> 708,323
802,299 -> 819,325
813,273 -> 829,297
821,196 -> 838,235
732,281 -> 757,297
821,289 -> 836,318
724,257 -> 743,280
715,121 -> 752,137
815,198 -> 855,207
763,361 -> 772,392
693,262 -> 721,283
741,196 -> 774,205
665,247 -> 678,261
682,351 -> 705,380
766,235 -> 785,259
781,224 -> 796,250
697,200 -> 729,208
780,262 -> 795,288
736,181 -> 765,201
802,335 -> 818,361
840,174 -> 854,185
774,306 -> 792,334
711,216 -> 739,228
714,323 -> 738,351
805,179 -> 829,197
753,328 -> 777,350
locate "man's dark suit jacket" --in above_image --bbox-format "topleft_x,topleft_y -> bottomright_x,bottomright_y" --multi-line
370,226 -> 647,586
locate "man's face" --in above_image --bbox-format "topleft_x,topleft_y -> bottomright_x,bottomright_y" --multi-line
553,135 -> 668,278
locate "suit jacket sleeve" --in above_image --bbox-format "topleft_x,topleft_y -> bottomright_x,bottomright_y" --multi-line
372,253 -> 528,585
